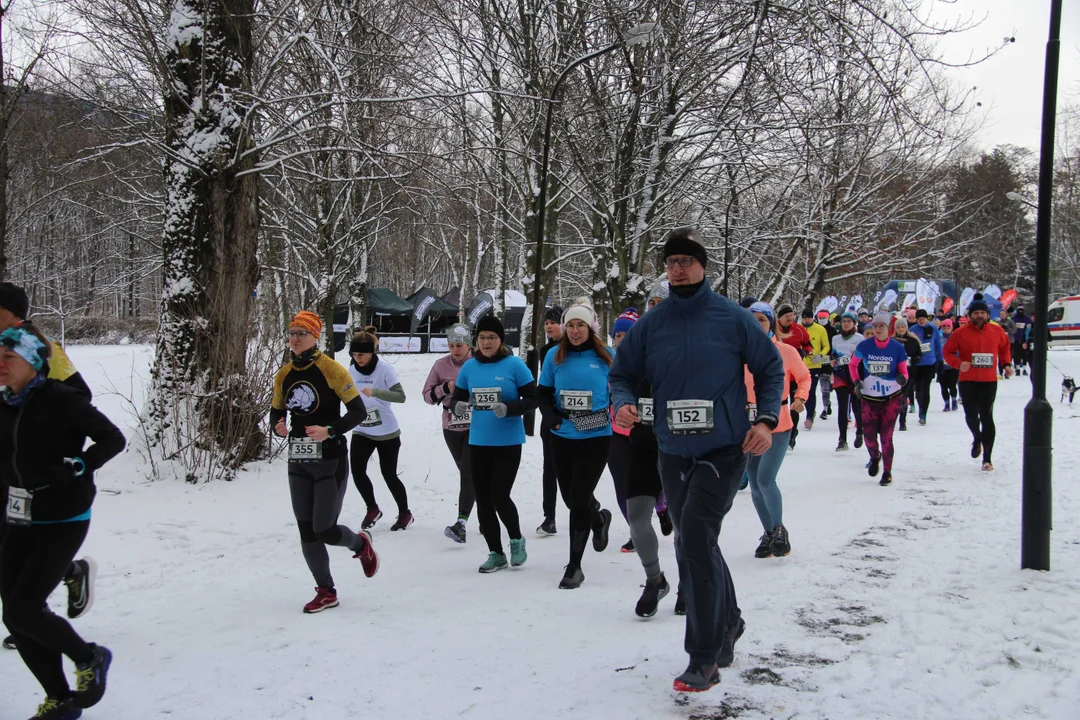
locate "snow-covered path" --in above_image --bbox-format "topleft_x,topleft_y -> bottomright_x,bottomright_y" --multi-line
3,346 -> 1078,719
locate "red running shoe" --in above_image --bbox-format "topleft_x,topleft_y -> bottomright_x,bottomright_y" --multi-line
303,587 -> 339,614
361,508 -> 382,530
353,530 -> 380,578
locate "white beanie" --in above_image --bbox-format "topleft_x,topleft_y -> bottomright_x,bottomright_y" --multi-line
562,298 -> 600,335
873,312 -> 892,326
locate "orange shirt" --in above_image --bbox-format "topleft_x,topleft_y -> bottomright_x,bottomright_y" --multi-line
745,336 -> 811,433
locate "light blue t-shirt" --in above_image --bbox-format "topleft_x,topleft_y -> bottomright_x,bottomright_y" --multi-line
455,354 -> 534,447
539,346 -> 613,440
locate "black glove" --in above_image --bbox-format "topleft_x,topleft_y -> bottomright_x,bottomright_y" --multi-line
897,374 -> 908,387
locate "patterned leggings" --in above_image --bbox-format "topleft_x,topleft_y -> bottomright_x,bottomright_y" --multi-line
861,395 -> 903,473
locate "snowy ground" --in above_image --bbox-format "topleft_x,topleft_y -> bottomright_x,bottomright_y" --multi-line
3,346 -> 1079,720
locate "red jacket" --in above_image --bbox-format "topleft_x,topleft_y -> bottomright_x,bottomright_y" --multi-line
943,322 -> 1011,383
776,322 -> 812,357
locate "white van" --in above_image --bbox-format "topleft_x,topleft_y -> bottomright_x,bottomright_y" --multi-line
1047,296 -> 1080,346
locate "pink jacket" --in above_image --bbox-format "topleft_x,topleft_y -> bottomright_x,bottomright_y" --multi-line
423,352 -> 473,431
744,336 -> 811,434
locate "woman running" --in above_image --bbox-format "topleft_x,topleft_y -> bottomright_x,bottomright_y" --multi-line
0,324 -> 124,720
851,313 -> 910,486
270,312 -> 379,614
451,316 -> 536,573
830,312 -> 864,451
622,283 -> 677,616
745,303 -> 810,558
938,319 -> 960,411
423,323 -> 476,543
538,299 -> 615,589
890,318 -> 923,431
606,308 -> 638,552
347,330 -> 413,531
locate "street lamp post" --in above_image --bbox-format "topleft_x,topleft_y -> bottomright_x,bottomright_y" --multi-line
524,23 -> 656,434
1019,0 -> 1061,572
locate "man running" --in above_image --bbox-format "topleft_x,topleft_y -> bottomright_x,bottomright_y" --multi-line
800,309 -> 830,430
816,310 -> 837,420
0,283 -> 95,653
908,309 -> 943,426
610,227 -> 784,693
537,306 -> 565,535
775,305 -> 811,448
943,297 -> 1012,471
1012,306 -> 1031,376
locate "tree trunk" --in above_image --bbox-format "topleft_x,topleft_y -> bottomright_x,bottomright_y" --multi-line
146,0 -> 262,479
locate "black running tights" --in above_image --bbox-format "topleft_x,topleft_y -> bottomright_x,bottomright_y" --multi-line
1,522 -> 94,700
552,434 -> 610,568
350,434 -> 410,514
959,382 -> 998,464
471,444 -> 524,554
835,386 -> 862,443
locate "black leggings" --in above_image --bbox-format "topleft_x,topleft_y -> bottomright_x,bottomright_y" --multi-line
443,429 -> 475,519
471,444 -> 523,554
835,386 -> 862,442
350,434 -> 409,514
959,382 -> 998,463
914,365 -> 936,416
1,522 -> 95,700
552,434 -> 610,568
940,368 -> 959,402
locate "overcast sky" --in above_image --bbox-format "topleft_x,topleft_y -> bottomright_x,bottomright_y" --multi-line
935,0 -> 1080,152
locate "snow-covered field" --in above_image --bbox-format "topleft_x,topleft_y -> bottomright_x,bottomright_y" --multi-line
3,346 -> 1079,720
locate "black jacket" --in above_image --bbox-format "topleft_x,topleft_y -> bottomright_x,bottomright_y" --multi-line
0,379 -> 125,522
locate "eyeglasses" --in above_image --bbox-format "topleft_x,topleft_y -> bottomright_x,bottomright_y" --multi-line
287,330 -> 310,339
476,334 -> 500,342
664,257 -> 695,269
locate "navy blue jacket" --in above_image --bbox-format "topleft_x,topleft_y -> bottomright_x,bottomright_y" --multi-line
908,321 -> 943,367
609,283 -> 784,458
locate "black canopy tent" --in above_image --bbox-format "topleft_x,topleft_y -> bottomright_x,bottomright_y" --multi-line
365,287 -> 414,334
406,286 -> 460,334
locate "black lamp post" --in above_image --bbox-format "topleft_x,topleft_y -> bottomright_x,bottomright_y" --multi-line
1020,0 -> 1061,572
524,22 -> 656,433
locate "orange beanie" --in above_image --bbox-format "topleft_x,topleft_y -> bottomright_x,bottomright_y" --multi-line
289,311 -> 322,339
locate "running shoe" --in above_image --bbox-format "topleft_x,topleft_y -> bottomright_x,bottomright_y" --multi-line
982,462 -> 994,472
73,644 -> 112,708
898,420 -> 907,431
361,507 -> 382,530
390,511 -> 414,531
592,509 -> 612,552
559,565 -> 585,589
479,552 -> 508,573
943,403 -> 951,413
803,418 -> 813,430
621,539 -> 636,553
657,508 -> 673,537
30,697 -> 82,719
674,586 -> 686,615
444,521 -> 466,544
635,573 -> 670,618
819,409 -> 829,421
3,635 -> 14,650
537,517 -> 557,536
854,432 -> 864,449
65,558 -> 96,620
509,538 -> 527,566
952,399 -> 959,411
673,663 -> 720,693
771,525 -> 791,557
880,471 -> 893,486
303,587 -> 339,614
918,414 -> 927,426
754,531 -> 774,559
835,440 -> 849,451
868,453 -> 881,477
970,440 -> 982,459
352,530 -> 379,577
717,616 -> 746,668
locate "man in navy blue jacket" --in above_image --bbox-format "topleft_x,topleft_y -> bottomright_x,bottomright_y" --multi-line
610,227 -> 784,693
908,309 -> 943,424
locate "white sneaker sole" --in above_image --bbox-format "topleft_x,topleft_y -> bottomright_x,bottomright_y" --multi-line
69,557 -> 97,620
303,599 -> 340,614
